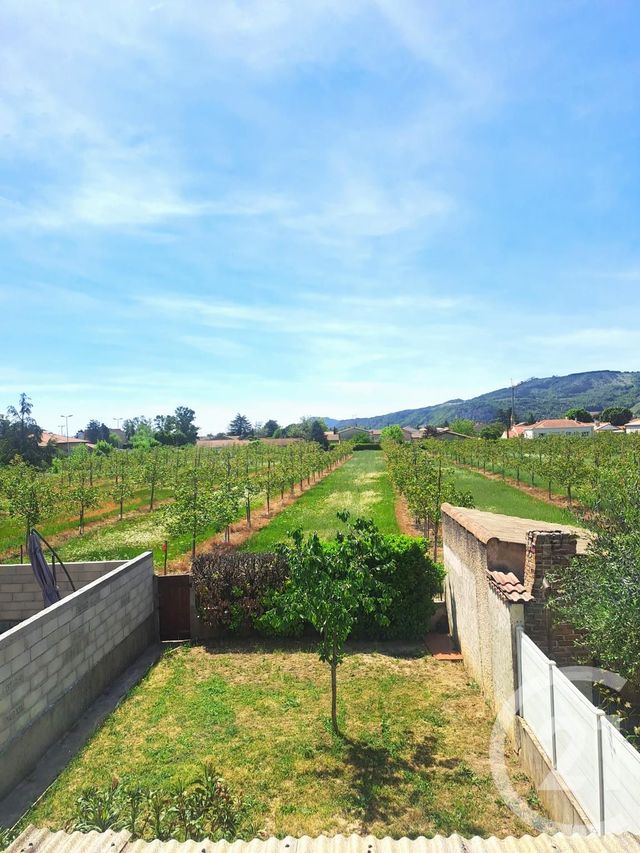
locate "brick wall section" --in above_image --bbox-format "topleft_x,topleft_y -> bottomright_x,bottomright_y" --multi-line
0,561 -> 125,626
0,552 -> 156,799
523,531 -> 582,666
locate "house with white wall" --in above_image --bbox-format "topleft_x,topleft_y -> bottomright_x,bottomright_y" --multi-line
522,419 -> 595,439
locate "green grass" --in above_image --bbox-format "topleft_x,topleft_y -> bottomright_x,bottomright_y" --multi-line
241,451 -> 399,552
26,644 -> 542,839
452,467 -> 580,525
51,492 -> 266,569
0,485 -> 173,563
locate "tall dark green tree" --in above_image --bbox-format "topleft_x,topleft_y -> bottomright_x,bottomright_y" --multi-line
174,406 -> 199,443
228,413 -> 252,438
600,406 -> 633,426
565,408 -> 594,423
261,419 -> 279,437
0,394 -> 51,466
309,419 -> 328,449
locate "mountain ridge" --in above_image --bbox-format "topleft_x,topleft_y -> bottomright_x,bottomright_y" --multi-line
327,370 -> 640,429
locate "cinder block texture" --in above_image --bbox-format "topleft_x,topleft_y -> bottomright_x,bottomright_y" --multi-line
0,552 -> 156,801
0,561 -> 125,625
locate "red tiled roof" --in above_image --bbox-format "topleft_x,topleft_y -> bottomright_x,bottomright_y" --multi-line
487,569 -> 533,603
529,419 -> 594,429
39,431 -> 89,447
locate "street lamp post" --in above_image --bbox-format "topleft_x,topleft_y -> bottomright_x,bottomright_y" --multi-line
60,414 -> 73,456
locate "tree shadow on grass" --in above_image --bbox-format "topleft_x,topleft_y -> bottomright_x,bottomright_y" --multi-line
314,732 -> 439,832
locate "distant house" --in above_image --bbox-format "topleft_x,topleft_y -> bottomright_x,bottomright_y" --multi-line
594,422 -> 625,434
500,423 -> 529,439
624,418 -> 640,433
430,427 -> 471,441
333,426 -> 370,442
39,431 -> 92,454
196,437 -> 302,448
522,419 -> 595,439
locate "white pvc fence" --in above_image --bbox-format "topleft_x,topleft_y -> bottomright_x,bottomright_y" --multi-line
517,627 -> 640,834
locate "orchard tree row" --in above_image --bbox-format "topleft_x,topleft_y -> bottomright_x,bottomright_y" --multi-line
419,431 -> 640,514
381,435 -> 473,559
0,441 -> 352,555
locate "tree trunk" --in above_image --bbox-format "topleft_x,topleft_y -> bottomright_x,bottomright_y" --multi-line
150,480 -> 155,511
331,645 -> 339,736
80,506 -> 84,535
432,521 -> 439,561
119,497 -> 124,520
246,498 -> 251,528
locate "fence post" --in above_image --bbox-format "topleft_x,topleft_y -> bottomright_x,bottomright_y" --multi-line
548,661 -> 558,769
596,709 -> 606,835
515,624 -> 525,717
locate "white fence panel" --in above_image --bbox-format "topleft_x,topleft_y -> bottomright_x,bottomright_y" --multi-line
517,629 -> 640,834
601,718 -> 640,833
520,632 -> 554,758
553,669 -> 601,828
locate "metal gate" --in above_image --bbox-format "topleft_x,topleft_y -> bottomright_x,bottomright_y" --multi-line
157,574 -> 191,640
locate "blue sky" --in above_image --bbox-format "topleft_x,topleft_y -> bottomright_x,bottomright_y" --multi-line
1,1 -> 638,434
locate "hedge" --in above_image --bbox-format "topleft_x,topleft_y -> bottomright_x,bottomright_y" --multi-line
352,443 -> 382,451
192,536 -> 443,640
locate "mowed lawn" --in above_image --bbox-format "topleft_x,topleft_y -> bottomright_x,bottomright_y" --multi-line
452,467 -> 580,526
28,644 -> 542,839
242,451 -> 399,551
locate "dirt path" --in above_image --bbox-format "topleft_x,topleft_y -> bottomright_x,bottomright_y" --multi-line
393,490 -> 444,562
166,455 -> 352,572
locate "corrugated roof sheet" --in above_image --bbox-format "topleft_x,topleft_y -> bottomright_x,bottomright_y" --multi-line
5,829 -> 640,853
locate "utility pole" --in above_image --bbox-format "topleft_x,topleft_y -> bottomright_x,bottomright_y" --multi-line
60,414 -> 73,456
114,417 -> 123,429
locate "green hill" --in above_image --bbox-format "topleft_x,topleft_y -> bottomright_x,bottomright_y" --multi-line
330,370 -> 640,429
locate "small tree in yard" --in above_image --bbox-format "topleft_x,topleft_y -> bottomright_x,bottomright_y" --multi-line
266,512 -> 393,735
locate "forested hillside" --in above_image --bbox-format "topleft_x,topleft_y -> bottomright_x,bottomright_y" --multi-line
330,370 -> 640,428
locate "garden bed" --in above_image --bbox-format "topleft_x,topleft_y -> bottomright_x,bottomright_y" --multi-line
26,643 -> 543,840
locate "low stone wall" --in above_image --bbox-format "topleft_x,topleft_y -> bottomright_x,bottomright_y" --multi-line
0,560 -> 125,629
0,552 -> 157,801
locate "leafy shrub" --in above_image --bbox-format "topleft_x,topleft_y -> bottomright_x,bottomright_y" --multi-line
352,443 -> 382,451
353,535 -> 444,640
192,533 -> 443,641
69,763 -> 250,842
192,550 -> 299,636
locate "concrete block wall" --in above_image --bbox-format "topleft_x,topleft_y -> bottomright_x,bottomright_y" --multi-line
0,561 -> 125,628
0,552 -> 157,801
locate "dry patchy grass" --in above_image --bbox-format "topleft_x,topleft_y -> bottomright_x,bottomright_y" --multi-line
28,644 -> 543,839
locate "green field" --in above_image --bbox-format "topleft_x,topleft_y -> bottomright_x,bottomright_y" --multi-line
26,644 -> 541,840
242,451 -> 399,551
451,466 -> 580,526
